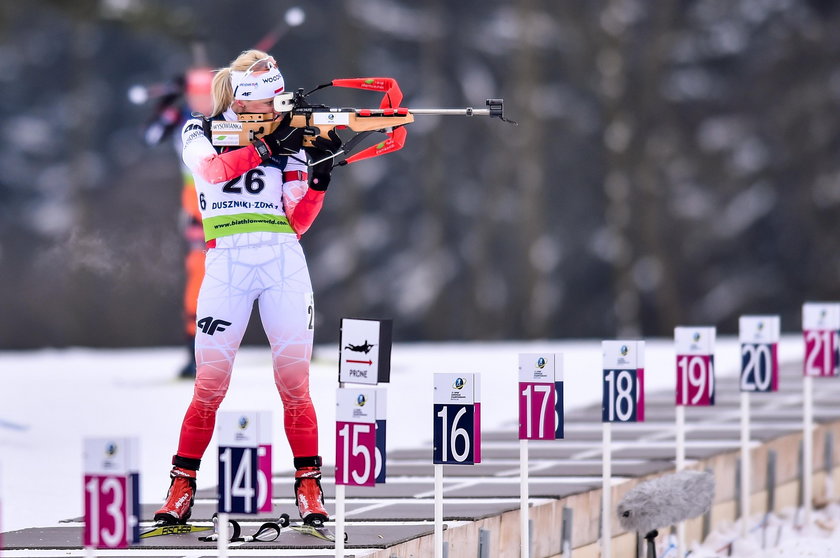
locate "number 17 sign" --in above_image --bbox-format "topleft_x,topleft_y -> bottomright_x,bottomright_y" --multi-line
518,354 -> 564,439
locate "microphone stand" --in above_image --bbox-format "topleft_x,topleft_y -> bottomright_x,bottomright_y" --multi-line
644,529 -> 658,558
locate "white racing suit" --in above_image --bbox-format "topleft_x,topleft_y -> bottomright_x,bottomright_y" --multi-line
176,109 -> 324,460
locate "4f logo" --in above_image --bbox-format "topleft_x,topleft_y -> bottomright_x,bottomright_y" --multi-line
198,317 -> 232,335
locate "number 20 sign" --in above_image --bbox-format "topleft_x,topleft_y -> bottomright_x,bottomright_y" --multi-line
602,341 -> 645,422
739,315 -> 780,392
335,387 -> 377,486
434,373 -> 481,465
803,302 -> 840,377
675,326 -> 716,406
83,437 -> 140,548
518,354 -> 564,439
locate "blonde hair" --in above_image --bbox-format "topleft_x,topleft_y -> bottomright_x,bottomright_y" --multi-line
210,49 -> 274,117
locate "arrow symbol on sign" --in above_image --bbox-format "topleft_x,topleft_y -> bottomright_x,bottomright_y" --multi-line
346,359 -> 373,365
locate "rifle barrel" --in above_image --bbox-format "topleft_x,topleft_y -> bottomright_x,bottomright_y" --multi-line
406,108 -> 491,116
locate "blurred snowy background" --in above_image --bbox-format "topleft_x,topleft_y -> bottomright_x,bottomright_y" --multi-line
3,0 -> 840,350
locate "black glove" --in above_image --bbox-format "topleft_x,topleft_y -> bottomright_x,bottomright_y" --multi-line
304,129 -> 343,191
256,114 -> 304,159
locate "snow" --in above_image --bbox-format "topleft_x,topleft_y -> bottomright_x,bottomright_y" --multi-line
0,334 -> 832,557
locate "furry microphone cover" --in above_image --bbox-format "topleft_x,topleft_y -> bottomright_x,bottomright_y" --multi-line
617,470 -> 715,534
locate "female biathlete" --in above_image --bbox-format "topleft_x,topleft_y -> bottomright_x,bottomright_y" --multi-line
153,49 -> 341,527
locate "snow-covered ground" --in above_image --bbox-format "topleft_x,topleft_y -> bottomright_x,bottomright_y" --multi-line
3,334 -> 836,557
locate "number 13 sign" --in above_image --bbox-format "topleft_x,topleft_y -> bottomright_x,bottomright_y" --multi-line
803,302 -> 840,377
83,437 -> 140,549
675,327 -> 716,406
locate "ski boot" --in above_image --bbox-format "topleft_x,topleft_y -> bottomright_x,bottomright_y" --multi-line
294,456 -> 329,526
153,456 -> 200,525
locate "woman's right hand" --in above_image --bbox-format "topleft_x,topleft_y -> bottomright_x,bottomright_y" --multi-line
261,114 -> 304,156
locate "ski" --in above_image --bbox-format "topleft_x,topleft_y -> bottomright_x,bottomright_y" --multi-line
276,513 -> 347,543
287,523 -> 337,542
140,522 -> 213,539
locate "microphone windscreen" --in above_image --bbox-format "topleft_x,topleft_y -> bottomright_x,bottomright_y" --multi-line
617,470 -> 714,534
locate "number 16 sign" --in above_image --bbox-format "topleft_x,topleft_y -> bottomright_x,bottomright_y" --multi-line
434,373 -> 481,465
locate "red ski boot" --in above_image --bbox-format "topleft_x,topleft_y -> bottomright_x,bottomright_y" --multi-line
153,457 -> 199,525
294,456 -> 329,526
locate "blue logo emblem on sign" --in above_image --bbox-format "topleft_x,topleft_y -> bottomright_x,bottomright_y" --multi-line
536,357 -> 546,369
357,394 -> 366,406
693,332 -> 701,342
238,416 -> 249,430
105,442 -> 117,457
620,345 -> 629,356
453,377 -> 465,390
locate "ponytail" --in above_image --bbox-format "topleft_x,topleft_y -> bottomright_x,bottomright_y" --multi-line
211,68 -> 233,118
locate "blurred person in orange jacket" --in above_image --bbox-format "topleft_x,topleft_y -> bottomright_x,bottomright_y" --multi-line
143,67 -> 215,378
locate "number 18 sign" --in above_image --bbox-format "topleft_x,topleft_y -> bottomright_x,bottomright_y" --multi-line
675,326 -> 716,406
518,354 -> 564,439
602,341 -> 645,422
803,302 -> 840,377
83,437 -> 140,548
434,373 -> 481,465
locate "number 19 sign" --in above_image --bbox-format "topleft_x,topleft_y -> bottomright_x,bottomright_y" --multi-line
83,437 -> 140,549
740,315 -> 780,392
518,354 -> 564,439
675,327 -> 716,406
434,373 -> 481,465
803,302 -> 840,377
336,387 -> 378,486
602,341 -> 645,422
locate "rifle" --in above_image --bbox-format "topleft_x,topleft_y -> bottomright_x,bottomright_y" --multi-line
209,77 -> 515,165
